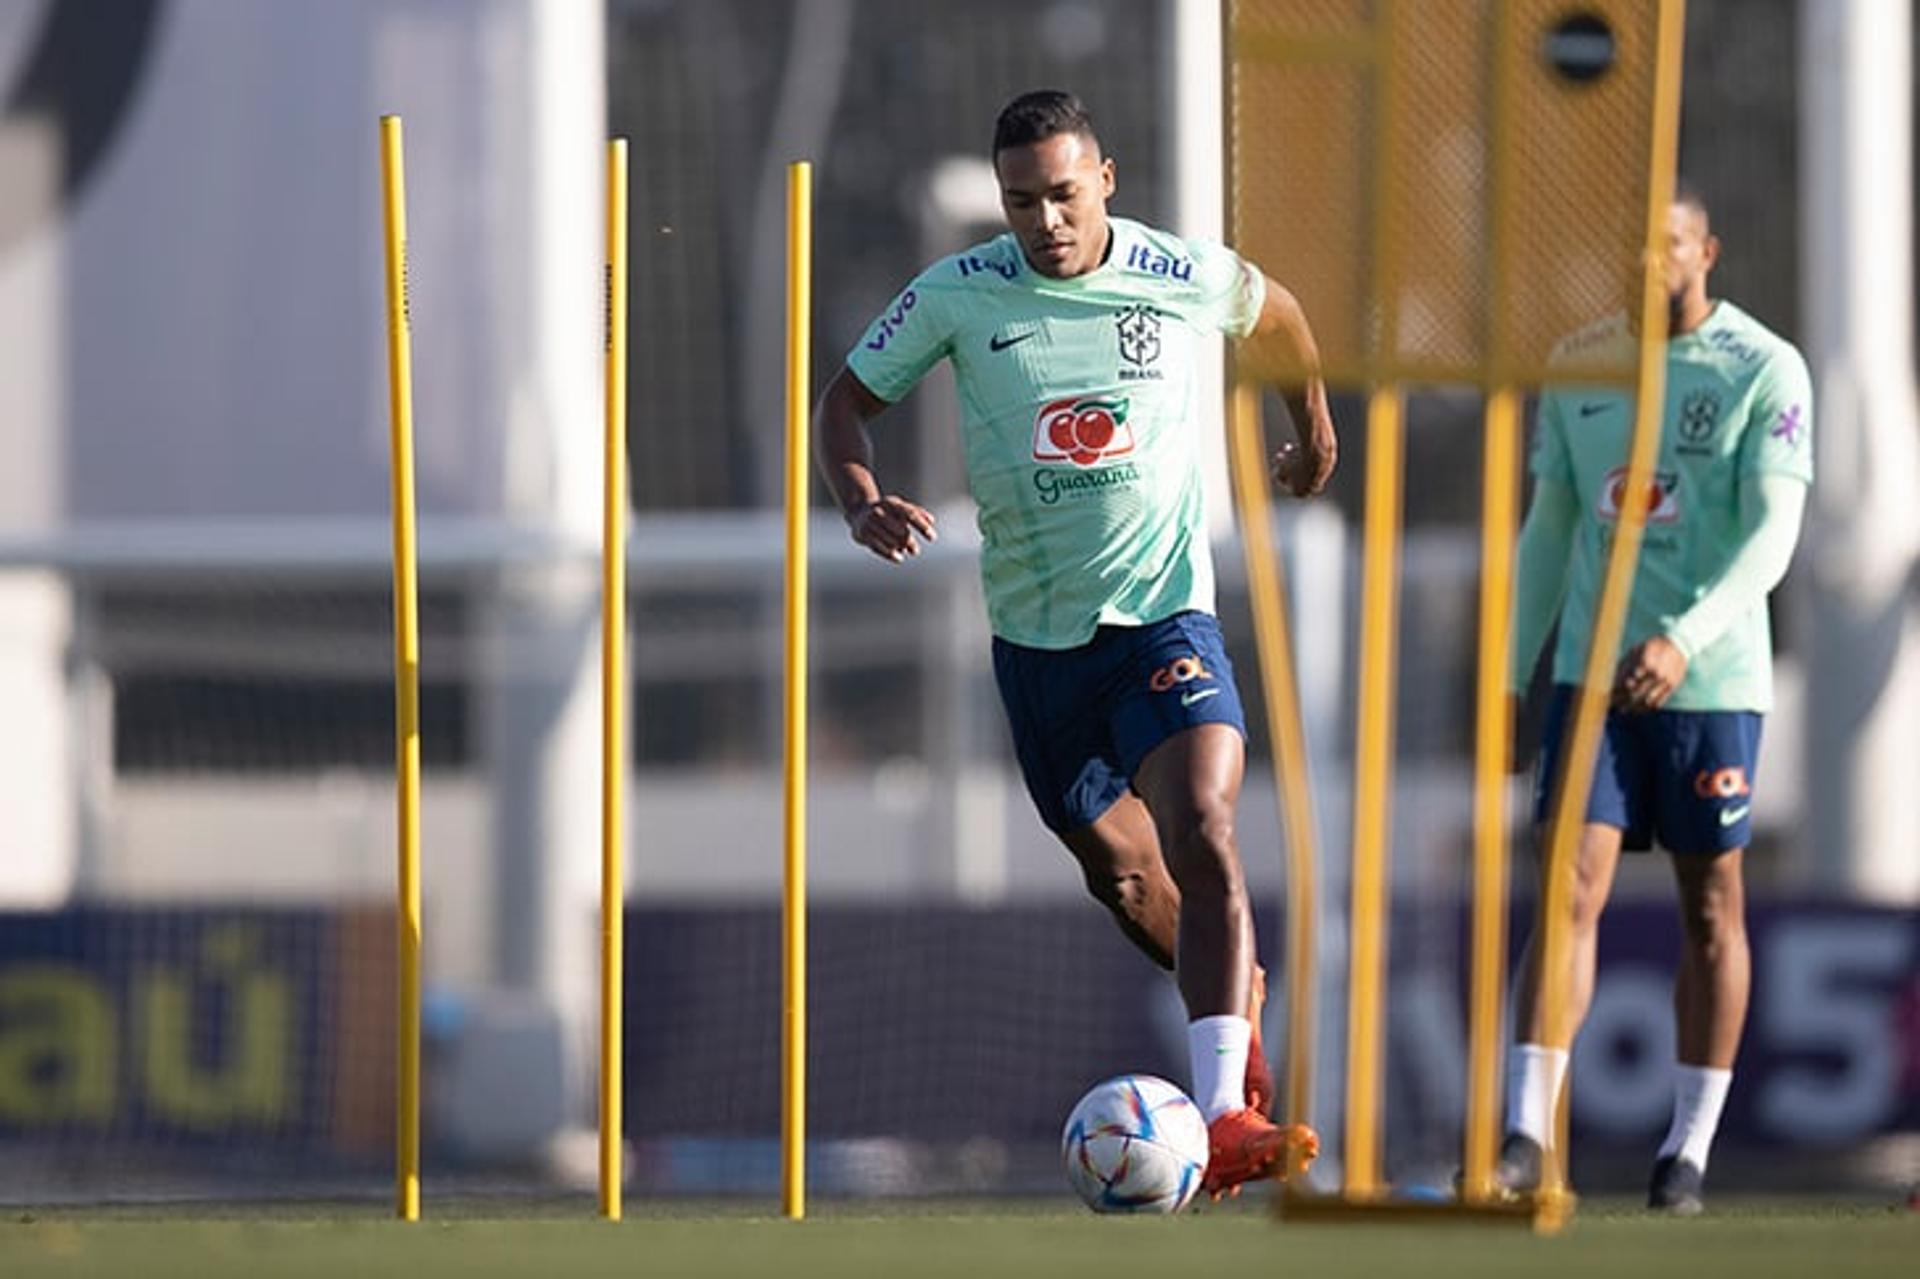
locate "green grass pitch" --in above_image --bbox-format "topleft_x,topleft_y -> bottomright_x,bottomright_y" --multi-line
4,1198 -> 1913,1279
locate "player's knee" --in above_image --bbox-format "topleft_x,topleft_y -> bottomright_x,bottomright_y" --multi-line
1679,872 -> 1746,954
1164,808 -> 1242,895
1082,864 -> 1156,917
1569,870 -> 1609,934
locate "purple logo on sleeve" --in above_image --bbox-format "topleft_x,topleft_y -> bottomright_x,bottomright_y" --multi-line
1770,404 -> 1805,447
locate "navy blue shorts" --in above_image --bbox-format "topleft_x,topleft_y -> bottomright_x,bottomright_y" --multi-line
991,610 -> 1248,834
1533,684 -> 1763,855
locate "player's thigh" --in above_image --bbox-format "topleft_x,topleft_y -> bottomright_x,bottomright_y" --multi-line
1132,722 -> 1247,836
1529,819 -> 1626,927
1651,709 -> 1763,855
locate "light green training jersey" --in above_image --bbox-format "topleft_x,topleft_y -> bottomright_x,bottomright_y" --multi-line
1532,301 -> 1814,711
845,217 -> 1265,649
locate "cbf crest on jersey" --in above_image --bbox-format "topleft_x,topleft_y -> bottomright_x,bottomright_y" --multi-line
1116,304 -> 1163,381
1677,387 -> 1721,450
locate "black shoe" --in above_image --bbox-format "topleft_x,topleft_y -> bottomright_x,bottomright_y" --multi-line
1648,1155 -> 1705,1215
1493,1132 -> 1543,1196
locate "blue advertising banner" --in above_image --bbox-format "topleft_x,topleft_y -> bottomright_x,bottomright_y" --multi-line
1566,902 -> 1917,1148
621,900 -> 1919,1154
3,901 -> 1909,1166
0,910 -> 338,1144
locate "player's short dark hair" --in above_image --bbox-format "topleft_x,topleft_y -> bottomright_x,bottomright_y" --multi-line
992,90 -> 1099,158
1673,178 -> 1712,230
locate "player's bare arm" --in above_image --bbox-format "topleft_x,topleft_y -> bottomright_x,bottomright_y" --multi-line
813,366 -> 938,564
1246,274 -> 1337,498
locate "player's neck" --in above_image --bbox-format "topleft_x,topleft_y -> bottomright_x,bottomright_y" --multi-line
1058,223 -> 1114,279
1669,294 -> 1717,338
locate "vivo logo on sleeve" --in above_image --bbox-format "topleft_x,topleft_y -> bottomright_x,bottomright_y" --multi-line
863,290 -> 918,351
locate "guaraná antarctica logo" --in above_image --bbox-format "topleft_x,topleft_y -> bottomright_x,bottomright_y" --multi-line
1597,465 -> 1681,524
1031,394 -> 1139,505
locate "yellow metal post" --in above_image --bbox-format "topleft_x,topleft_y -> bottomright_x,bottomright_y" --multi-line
1462,0 -> 1524,1201
377,114 -> 422,1224
1537,0 -> 1688,1200
781,159 -> 812,1222
1342,385 -> 1405,1199
1225,381 -> 1321,1153
599,137 -> 630,1223
1463,386 -> 1520,1200
1341,0 -> 1404,1201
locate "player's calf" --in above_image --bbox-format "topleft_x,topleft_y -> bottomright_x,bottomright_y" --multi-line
1244,963 -> 1274,1116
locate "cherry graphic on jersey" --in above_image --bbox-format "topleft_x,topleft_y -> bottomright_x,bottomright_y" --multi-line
1034,395 -> 1133,468
1047,407 -> 1080,454
1074,408 -> 1115,452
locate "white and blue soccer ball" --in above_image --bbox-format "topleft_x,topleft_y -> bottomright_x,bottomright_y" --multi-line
1061,1074 -> 1209,1214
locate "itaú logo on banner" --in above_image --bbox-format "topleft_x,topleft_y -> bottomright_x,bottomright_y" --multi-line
1596,466 -> 1680,524
1032,395 -> 1134,468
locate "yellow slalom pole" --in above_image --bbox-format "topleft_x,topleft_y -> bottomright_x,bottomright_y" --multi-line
1537,0 -> 1688,1202
1462,386 -> 1520,1201
1462,0 -> 1524,1206
599,137 -> 630,1223
1225,380 -> 1320,1155
377,114 -> 422,1224
780,159 -> 812,1222
1342,385 -> 1405,1199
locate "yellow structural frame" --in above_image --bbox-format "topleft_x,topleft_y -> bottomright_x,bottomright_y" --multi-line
1226,383 -> 1320,1150
1221,0 -> 1688,1232
377,115 -> 423,1224
600,137 -> 631,1222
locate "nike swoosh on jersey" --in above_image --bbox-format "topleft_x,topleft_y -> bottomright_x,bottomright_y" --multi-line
989,330 -> 1035,353
1719,804 -> 1751,827
1180,688 -> 1222,708
1580,402 -> 1613,417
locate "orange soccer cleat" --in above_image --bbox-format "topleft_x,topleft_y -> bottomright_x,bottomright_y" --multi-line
1202,1108 -> 1320,1199
1244,964 -> 1274,1116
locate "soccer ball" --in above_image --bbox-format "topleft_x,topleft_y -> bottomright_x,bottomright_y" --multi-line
1061,1074 -> 1209,1214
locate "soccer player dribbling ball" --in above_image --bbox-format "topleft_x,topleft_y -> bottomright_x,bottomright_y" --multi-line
812,90 -> 1336,1198
1499,185 -> 1814,1214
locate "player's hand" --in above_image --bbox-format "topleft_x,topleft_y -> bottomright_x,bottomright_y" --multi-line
1272,416 -> 1337,498
846,494 -> 936,564
1611,635 -> 1687,713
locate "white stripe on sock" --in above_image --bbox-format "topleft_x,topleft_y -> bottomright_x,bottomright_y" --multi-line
1188,1015 -> 1252,1122
1504,1043 -> 1569,1149
1656,1064 -> 1732,1171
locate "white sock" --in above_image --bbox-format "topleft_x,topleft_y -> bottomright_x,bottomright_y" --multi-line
1656,1064 -> 1732,1171
1188,1015 -> 1252,1122
1504,1043 -> 1570,1148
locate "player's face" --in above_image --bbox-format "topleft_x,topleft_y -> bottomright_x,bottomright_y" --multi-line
995,131 -> 1116,279
1662,201 -> 1718,324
